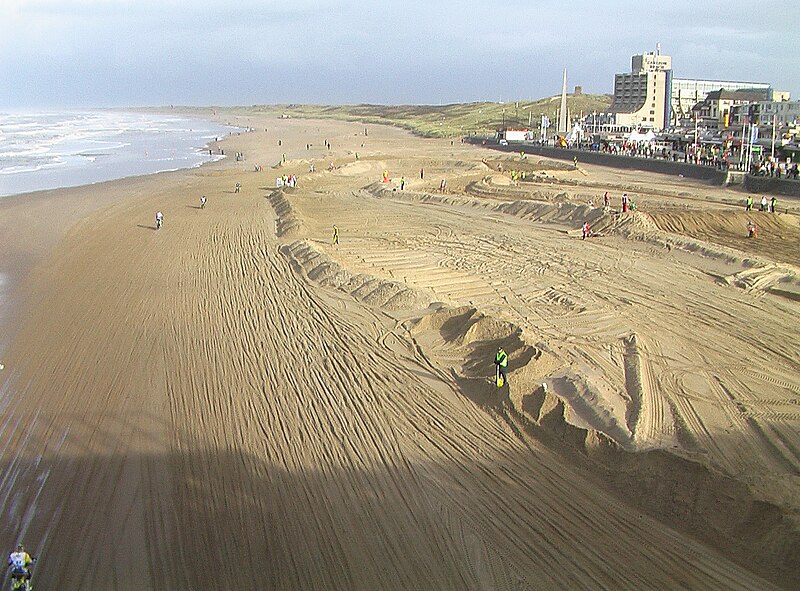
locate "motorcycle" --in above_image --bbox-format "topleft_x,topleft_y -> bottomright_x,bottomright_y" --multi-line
8,559 -> 35,591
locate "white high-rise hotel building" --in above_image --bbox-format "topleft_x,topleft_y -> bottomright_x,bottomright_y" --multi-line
610,52 -> 673,130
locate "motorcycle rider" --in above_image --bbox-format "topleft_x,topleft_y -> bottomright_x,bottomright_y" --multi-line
8,544 -> 33,586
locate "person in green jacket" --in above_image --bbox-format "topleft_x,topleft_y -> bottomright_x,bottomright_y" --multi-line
495,346 -> 508,386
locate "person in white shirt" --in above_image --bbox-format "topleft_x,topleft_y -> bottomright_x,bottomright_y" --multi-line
8,544 -> 33,586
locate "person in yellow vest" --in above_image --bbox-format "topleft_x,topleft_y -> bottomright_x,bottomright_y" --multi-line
495,346 -> 508,386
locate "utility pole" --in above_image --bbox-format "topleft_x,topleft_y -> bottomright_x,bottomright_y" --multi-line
771,113 -> 777,160
741,118 -> 748,171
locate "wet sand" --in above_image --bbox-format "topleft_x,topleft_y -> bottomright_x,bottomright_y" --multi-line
0,113 -> 797,590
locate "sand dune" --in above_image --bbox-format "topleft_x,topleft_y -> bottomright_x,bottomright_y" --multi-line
0,114 -> 797,590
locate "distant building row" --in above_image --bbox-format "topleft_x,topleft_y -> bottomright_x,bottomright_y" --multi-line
608,50 -> 795,131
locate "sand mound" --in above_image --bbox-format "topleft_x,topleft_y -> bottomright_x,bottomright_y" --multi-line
334,160 -> 383,177
407,309 -> 800,589
365,179 -> 800,301
367,181 -> 606,228
408,306 -> 559,410
282,240 -> 432,311
268,189 -> 303,237
649,209 -> 800,268
586,209 -> 800,297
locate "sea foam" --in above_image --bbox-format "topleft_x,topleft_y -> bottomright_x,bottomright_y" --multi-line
0,111 -> 235,197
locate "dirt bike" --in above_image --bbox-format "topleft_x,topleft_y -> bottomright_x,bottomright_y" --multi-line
8,559 -> 35,591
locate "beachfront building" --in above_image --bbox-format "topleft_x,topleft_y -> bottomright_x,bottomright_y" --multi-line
671,78 -> 771,125
693,88 -> 771,127
759,100 -> 800,129
729,99 -> 800,127
609,51 -> 673,131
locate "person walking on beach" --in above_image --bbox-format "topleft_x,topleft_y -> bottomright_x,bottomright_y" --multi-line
155,211 -> 164,230
235,182 -> 241,193
200,195 -> 207,209
332,225 -> 339,246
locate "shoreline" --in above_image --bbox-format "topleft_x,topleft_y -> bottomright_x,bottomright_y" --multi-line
0,133 -> 232,355
0,110 -> 238,199
0,114 -> 377,354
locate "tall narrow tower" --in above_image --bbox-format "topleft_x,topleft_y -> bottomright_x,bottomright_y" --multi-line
558,68 -> 568,134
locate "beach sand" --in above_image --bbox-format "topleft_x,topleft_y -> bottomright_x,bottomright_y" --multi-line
0,113 -> 797,590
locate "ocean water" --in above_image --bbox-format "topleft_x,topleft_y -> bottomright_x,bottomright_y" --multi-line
0,111 -> 236,197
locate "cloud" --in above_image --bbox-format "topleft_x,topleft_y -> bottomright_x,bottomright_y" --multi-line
0,0 -> 797,107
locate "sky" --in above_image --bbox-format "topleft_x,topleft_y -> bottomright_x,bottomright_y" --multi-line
1,0 -> 798,109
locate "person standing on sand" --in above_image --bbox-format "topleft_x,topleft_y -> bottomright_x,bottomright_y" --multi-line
495,347 -> 508,386
400,176 -> 405,190
582,222 -> 591,240
420,167 -> 424,180
603,192 -> 610,209
746,196 -> 753,211
760,196 -> 768,212
332,225 -> 339,246
200,195 -> 206,209
770,196 -> 776,213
